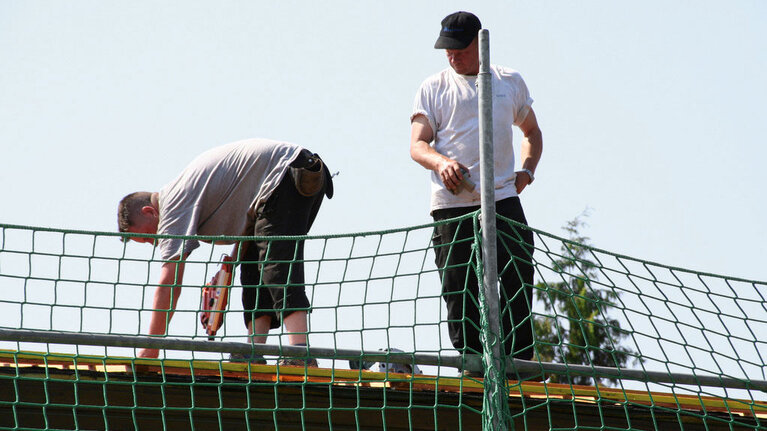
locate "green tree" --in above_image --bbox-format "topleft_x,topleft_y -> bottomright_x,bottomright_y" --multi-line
533,214 -> 639,385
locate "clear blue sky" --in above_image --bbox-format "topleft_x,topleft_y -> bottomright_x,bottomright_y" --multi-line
2,0 -> 765,283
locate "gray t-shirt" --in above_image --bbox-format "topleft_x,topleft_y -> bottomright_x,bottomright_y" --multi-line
156,138 -> 302,260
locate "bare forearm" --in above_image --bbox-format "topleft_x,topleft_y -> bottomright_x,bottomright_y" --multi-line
519,129 -> 543,173
410,115 -> 467,191
411,140 -> 450,172
514,112 -> 543,194
137,261 -> 184,358
412,140 -> 469,192
517,108 -> 543,174
146,262 -> 184,336
147,285 -> 181,335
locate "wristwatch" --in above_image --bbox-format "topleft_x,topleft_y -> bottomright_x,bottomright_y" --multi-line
518,168 -> 535,184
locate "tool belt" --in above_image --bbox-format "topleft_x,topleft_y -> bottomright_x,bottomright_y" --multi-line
289,149 -> 334,198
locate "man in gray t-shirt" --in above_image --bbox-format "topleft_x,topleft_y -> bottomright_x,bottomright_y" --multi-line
118,138 -> 333,361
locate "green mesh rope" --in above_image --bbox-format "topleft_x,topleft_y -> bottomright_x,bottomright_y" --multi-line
0,218 -> 765,430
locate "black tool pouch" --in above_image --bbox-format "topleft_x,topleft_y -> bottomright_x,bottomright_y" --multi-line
290,150 -> 325,197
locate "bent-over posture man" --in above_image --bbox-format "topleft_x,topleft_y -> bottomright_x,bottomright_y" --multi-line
410,12 -> 543,363
118,138 -> 333,363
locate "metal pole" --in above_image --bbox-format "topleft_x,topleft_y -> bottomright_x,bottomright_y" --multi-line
0,328 -> 474,369
477,28 -> 509,431
0,327 -> 480,370
2,328 -> 765,392
508,358 -> 767,392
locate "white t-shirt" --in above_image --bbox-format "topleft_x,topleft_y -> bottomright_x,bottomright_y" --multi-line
411,65 -> 533,211
157,138 -> 302,260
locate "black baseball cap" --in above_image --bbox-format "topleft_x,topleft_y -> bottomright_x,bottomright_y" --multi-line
434,11 -> 482,49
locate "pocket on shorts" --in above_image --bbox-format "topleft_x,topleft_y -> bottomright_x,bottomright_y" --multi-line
431,229 -> 442,247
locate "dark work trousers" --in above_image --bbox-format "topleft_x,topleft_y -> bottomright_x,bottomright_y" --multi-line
240,151 -> 331,329
431,197 -> 535,360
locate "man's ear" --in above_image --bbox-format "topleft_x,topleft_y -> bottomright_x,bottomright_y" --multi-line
140,205 -> 157,217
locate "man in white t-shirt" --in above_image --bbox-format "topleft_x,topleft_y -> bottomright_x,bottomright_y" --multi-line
117,138 -> 333,362
410,12 -> 543,362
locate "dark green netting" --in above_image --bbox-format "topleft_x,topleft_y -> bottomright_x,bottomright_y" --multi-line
0,217 -> 765,430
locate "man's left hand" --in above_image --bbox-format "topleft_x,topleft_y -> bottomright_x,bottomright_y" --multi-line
515,171 -> 532,194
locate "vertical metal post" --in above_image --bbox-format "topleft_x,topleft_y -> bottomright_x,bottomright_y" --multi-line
477,29 -> 508,431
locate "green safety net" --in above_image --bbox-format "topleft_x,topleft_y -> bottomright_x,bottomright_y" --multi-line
0,215 -> 765,430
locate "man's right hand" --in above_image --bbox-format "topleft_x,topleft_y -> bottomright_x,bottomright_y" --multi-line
438,159 -> 469,193
411,115 -> 469,193
138,348 -> 159,358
